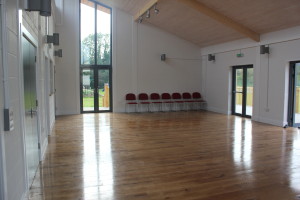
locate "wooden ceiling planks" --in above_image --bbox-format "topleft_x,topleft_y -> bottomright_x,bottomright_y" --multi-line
178,0 -> 260,42
196,0 -> 300,34
96,0 -> 300,47
142,0 -> 244,47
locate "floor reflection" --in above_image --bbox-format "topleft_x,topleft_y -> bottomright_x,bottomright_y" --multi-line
83,114 -> 114,199
233,118 -> 253,169
289,130 -> 300,192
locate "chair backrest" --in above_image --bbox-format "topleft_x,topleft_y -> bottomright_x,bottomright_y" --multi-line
182,92 -> 192,99
150,93 -> 160,100
192,92 -> 202,99
138,93 -> 149,100
126,93 -> 136,101
161,93 -> 171,100
172,92 -> 182,100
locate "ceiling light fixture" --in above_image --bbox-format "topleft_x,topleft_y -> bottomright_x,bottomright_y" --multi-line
146,9 -> 150,18
138,16 -> 143,23
137,3 -> 159,24
154,4 -> 159,14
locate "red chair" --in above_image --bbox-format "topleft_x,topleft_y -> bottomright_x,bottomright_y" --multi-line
172,93 -> 184,111
125,93 -> 138,113
182,92 -> 194,111
138,93 -> 150,112
161,93 -> 173,111
192,92 -> 206,110
150,93 -> 162,112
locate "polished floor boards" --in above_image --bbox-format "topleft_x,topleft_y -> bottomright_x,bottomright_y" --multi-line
27,111 -> 300,200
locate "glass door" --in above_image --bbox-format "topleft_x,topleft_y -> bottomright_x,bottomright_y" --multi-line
81,67 -> 112,112
233,68 -> 243,115
288,62 -> 300,127
98,69 -> 110,111
232,65 -> 253,118
22,35 -> 40,187
81,68 -> 95,112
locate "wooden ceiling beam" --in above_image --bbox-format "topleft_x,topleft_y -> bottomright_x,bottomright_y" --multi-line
134,0 -> 158,21
178,0 -> 260,42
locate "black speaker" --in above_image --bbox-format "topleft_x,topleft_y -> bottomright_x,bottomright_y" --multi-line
26,0 -> 51,16
40,0 -> 51,16
208,54 -> 215,61
54,49 -> 62,57
161,54 -> 166,61
260,45 -> 269,54
46,33 -> 59,45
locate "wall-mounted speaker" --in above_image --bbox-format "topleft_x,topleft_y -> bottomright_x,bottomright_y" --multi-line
54,49 -> 62,57
25,0 -> 51,16
208,54 -> 215,61
46,33 -> 60,45
260,45 -> 270,54
161,54 -> 166,61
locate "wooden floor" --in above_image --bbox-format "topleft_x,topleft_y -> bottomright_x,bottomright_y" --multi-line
27,111 -> 300,200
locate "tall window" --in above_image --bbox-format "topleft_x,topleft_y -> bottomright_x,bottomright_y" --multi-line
80,0 -> 112,113
80,0 -> 111,65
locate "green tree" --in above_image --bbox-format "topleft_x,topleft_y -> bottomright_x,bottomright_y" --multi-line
81,33 -> 111,65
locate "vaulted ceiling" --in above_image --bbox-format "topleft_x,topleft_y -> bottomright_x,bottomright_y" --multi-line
99,0 -> 300,47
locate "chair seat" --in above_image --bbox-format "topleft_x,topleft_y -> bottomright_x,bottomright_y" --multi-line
140,102 -> 150,104
164,101 -> 173,103
127,102 -> 138,104
174,101 -> 184,103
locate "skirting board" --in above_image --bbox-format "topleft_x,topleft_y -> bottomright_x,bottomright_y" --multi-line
41,138 -> 48,161
206,106 -> 230,115
252,116 -> 285,127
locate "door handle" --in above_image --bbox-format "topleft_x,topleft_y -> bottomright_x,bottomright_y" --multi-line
30,109 -> 37,118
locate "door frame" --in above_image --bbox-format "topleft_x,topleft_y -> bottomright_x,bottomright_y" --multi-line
80,65 -> 113,113
19,25 -> 42,190
232,65 -> 253,118
44,56 -> 51,135
288,61 -> 300,127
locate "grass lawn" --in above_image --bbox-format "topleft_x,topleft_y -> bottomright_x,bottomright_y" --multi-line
83,97 -> 104,107
83,90 -> 106,108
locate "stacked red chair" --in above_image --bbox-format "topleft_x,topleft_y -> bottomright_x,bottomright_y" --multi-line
192,92 -> 206,110
125,93 -> 138,113
182,92 -> 194,111
172,93 -> 184,111
150,93 -> 162,112
161,93 -> 173,112
138,93 -> 150,112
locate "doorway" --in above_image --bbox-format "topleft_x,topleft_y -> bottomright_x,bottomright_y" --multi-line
80,67 -> 111,112
22,34 -> 40,187
288,61 -> 300,127
232,65 -> 253,118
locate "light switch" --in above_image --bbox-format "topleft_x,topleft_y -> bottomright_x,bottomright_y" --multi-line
4,108 -> 14,132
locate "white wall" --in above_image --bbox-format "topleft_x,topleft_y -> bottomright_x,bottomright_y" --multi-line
55,1 -> 202,114
55,0 -> 80,115
113,10 -> 202,112
0,0 -> 56,199
1,0 -> 28,199
201,26 -> 300,126
22,6 -> 56,160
